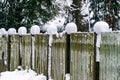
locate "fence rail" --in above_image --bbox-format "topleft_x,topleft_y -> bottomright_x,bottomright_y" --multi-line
0,32 -> 120,80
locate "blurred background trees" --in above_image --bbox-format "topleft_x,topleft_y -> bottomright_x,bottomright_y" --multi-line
0,0 -> 58,30
89,0 -> 120,30
0,0 -> 120,31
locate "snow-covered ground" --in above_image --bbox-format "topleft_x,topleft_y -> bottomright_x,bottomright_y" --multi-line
0,69 -> 70,80
0,69 -> 46,80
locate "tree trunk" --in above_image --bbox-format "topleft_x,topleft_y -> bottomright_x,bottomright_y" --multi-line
72,0 -> 88,32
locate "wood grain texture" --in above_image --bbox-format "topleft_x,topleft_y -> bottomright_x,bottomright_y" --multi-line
100,32 -> 120,80
70,33 -> 95,80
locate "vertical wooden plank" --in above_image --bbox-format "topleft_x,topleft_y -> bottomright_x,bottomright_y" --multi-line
100,32 -> 120,80
34,34 -> 48,75
0,37 -> 3,72
70,32 -> 95,80
22,35 -> 32,69
10,35 -> 19,71
51,34 -> 66,80
0,36 -> 7,72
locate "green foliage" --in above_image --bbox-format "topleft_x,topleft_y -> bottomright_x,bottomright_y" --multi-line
90,0 -> 120,30
0,0 -> 58,30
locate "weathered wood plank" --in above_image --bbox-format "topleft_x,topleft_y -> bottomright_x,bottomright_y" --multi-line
10,35 -> 19,71
100,32 -> 120,80
0,36 -> 7,72
70,33 -> 95,80
21,35 -> 32,69
51,35 -> 66,80
34,34 -> 48,75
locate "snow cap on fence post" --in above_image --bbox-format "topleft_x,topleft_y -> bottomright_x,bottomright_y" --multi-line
46,24 -> 58,46
93,21 -> 110,35
18,27 -> 27,35
8,28 -> 17,35
0,28 -> 8,37
46,24 -> 58,80
65,22 -> 77,34
93,21 -> 111,47
93,21 -> 110,62
30,25 -> 40,35
1,28 -> 7,34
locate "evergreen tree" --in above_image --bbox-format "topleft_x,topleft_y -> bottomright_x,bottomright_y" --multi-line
0,0 -> 58,30
90,0 -> 120,30
71,0 -> 89,31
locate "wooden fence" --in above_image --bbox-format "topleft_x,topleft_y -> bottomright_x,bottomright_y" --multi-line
70,33 -> 95,80
51,35 -> 66,80
100,32 -> 120,80
1,32 -> 120,80
0,36 -> 7,72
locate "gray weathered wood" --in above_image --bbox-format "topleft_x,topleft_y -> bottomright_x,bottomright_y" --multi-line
0,36 -> 7,72
70,33 -> 95,80
51,35 -> 66,80
100,32 -> 120,80
21,35 -> 32,69
10,35 -> 19,71
34,34 -> 48,75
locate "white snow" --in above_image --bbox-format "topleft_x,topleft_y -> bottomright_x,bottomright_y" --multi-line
96,34 -> 101,47
0,0 -> 4,3
46,23 -> 58,35
65,73 -> 70,80
30,25 -> 40,34
93,21 -> 110,35
93,21 -> 111,47
81,0 -> 89,16
0,29 -> 2,37
47,45 -> 52,80
55,0 -> 73,8
0,28 -> 7,35
8,28 -> 17,35
41,16 -> 65,33
0,28 -> 8,37
65,22 -> 77,34
31,36 -> 35,69
0,69 -> 46,80
53,17 -> 65,32
93,21 -> 111,62
18,27 -> 27,35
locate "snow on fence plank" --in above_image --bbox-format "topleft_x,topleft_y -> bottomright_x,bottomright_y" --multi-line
21,35 -> 32,69
70,33 -> 95,80
34,34 -> 48,75
0,36 -> 7,72
100,32 -> 120,80
9,35 -> 19,71
51,34 -> 66,80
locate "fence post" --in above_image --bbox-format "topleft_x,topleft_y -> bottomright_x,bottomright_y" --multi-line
94,33 -> 99,80
7,35 -> 11,71
19,35 -> 22,66
47,45 -> 51,80
47,35 -> 52,80
31,35 -> 35,69
0,36 -> 7,72
65,34 -> 70,74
